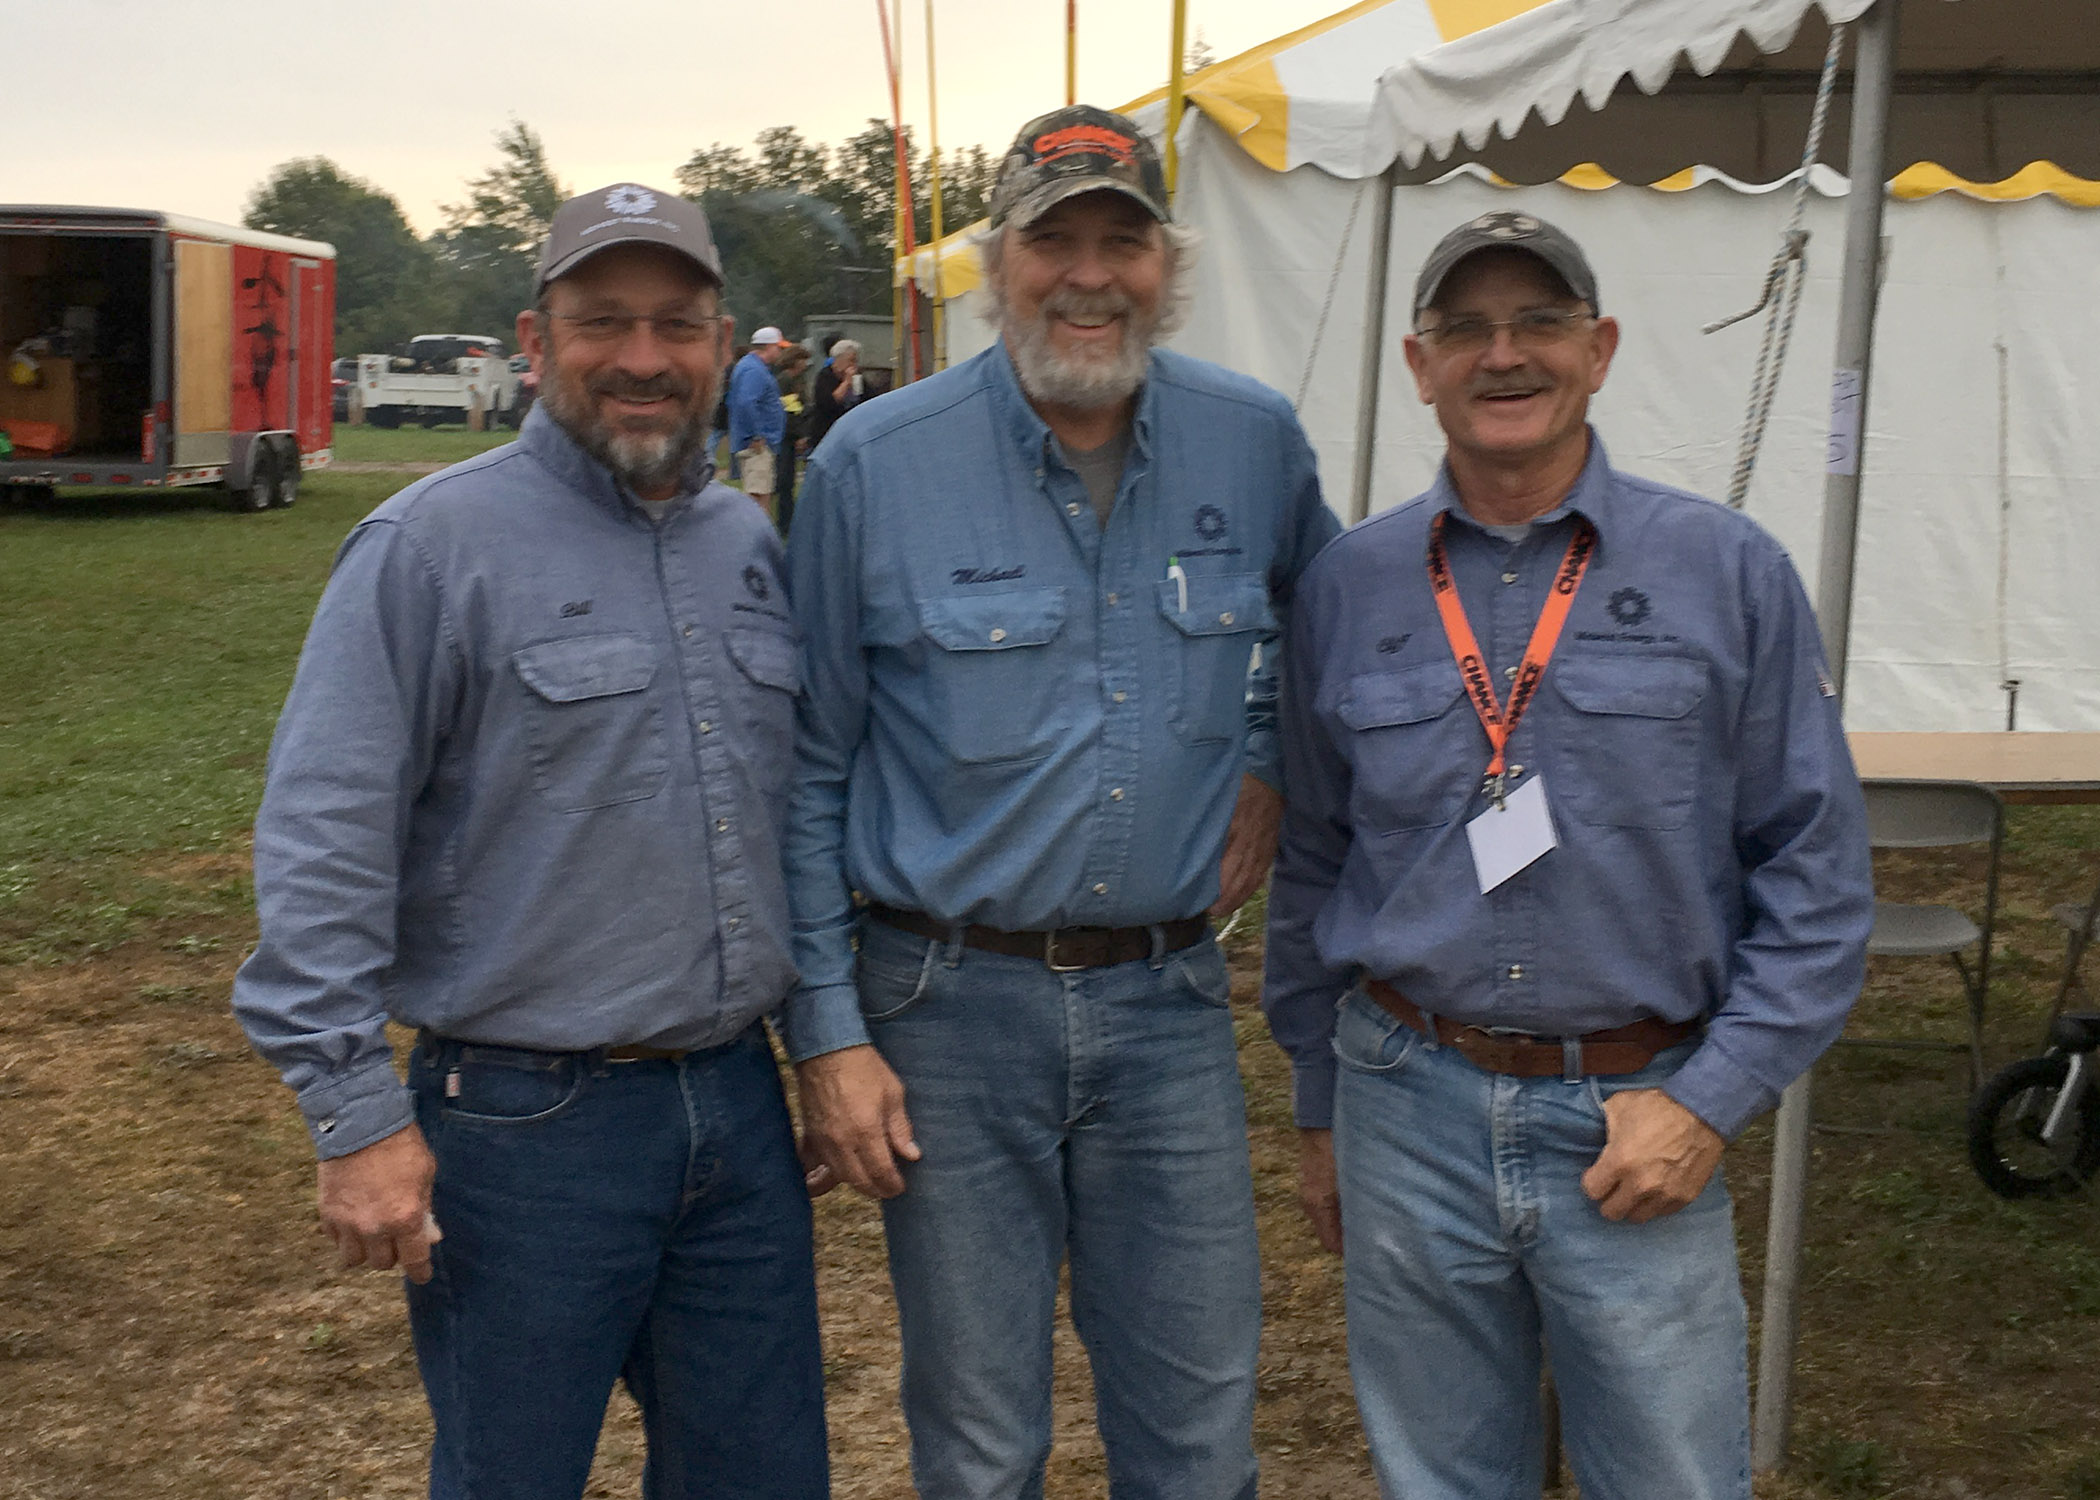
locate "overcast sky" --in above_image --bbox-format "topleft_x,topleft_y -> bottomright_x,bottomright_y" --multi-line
6,0 -> 1344,232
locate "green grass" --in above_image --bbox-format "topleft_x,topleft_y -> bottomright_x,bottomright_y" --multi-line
329,423 -> 514,464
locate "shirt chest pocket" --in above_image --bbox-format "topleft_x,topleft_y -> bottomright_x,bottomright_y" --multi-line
1548,654 -> 1708,830
1154,572 -> 1273,746
1334,661 -> 1477,833
917,588 -> 1068,765
512,634 -> 671,812
725,624 -> 800,799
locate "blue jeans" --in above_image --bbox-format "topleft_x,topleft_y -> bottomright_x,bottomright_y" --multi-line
1331,989 -> 1751,1500
855,917 -> 1260,1500
405,1027 -> 827,1500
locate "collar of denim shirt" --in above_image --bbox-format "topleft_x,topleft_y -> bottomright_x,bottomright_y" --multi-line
1423,425 -> 1623,560
983,334 -> 1159,476
516,402 -> 719,523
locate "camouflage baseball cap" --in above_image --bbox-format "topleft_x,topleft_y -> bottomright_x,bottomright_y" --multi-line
537,183 -> 724,292
1412,210 -> 1600,317
988,105 -> 1171,229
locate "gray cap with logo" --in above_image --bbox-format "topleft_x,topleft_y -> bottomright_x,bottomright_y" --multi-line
1412,211 -> 1599,317
536,184 -> 724,292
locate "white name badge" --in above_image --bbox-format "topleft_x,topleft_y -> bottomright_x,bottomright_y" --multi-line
1465,773 -> 1558,894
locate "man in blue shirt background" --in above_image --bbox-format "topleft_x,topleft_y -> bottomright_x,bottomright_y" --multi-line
784,106 -> 1338,1500
728,325 -> 794,520
1263,211 -> 1873,1500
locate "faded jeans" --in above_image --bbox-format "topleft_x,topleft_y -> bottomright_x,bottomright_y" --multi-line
855,916 -> 1261,1500
1331,987 -> 1751,1500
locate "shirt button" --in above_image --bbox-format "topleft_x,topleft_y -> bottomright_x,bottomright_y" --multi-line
989,627 -> 1007,643
1112,690 -> 1128,704
727,917 -> 741,930
1504,665 -> 1518,679
1107,592 -> 1119,606
682,624 -> 693,638
1219,611 -> 1234,625
1509,764 -> 1524,776
714,818 -> 729,833
1507,964 -> 1525,981
1110,788 -> 1125,801
698,720 -> 714,734
1067,502 -> 1081,517
1092,882 -> 1109,895
1502,572 -> 1519,585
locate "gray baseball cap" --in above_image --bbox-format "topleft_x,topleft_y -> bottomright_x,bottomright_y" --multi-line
536,184 -> 724,292
1412,211 -> 1599,318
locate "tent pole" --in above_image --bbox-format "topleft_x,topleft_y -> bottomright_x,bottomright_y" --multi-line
1753,0 -> 1900,1475
1347,165 -> 1398,525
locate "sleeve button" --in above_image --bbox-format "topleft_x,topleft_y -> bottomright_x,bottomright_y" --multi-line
989,627 -> 1008,643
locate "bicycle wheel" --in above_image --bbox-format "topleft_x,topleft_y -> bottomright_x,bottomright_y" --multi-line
1968,1055 -> 2100,1200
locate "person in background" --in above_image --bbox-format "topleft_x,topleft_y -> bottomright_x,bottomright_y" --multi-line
806,337 -> 862,455
783,105 -> 1338,1500
231,184 -> 826,1500
1262,209 -> 1873,1500
774,343 -> 812,537
728,326 -> 795,522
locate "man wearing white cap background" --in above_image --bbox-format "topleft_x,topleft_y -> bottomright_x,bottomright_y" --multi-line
729,325 -> 796,521
233,183 -> 827,1499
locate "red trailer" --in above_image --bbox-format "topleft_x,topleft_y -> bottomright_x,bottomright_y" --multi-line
0,206 -> 334,509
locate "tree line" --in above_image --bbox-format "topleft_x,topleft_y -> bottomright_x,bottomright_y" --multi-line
245,120 -> 996,357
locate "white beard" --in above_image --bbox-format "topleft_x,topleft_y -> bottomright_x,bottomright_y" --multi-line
1005,290 -> 1158,410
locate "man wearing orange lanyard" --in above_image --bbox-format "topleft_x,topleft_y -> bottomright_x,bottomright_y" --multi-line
1262,211 -> 1874,1500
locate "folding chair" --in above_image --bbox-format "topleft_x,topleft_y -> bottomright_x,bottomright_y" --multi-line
2039,874 -> 2100,1041
1848,780 -> 2005,1090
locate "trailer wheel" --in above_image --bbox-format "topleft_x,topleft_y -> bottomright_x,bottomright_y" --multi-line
419,411 -> 447,429
367,406 -> 402,429
234,446 -> 280,512
274,443 -> 301,508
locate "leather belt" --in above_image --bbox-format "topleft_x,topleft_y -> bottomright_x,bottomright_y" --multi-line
867,903 -> 1208,973
603,1044 -> 690,1062
420,1031 -> 689,1064
1363,978 -> 1697,1079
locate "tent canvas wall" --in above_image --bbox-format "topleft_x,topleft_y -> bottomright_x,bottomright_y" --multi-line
913,0 -> 2100,735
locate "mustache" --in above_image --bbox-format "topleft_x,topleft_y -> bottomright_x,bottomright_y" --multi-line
588,372 -> 693,402
1041,289 -> 1136,324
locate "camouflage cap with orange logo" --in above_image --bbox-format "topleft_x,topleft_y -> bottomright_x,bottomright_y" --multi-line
988,105 -> 1172,229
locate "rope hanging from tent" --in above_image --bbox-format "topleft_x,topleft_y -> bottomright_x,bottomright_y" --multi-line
1703,22 -> 1848,510
1295,178 -> 1372,412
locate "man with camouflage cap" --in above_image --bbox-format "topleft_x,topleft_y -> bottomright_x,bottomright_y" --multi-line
1262,210 -> 1872,1498
783,105 -> 1337,1498
234,183 -> 826,1498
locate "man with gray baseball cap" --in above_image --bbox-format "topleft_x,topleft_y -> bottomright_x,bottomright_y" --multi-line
233,182 -> 827,1498
1262,208 -> 1871,1498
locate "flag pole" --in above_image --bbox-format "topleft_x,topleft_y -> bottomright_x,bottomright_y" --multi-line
924,0 -> 946,372
1164,0 -> 1190,200
1066,0 -> 1078,106
875,0 -> 922,381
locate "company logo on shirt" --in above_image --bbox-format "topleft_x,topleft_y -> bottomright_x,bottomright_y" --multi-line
1193,505 -> 1228,542
1607,587 -> 1652,627
742,565 -> 771,601
952,565 -> 1027,585
1377,634 -> 1410,655
559,599 -> 593,618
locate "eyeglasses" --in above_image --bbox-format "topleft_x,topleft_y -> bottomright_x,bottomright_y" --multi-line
1418,308 -> 1593,353
546,311 -> 723,345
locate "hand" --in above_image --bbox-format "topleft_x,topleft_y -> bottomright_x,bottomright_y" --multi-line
1211,773 -> 1284,917
315,1124 -> 440,1283
1298,1129 -> 1343,1254
794,1045 -> 920,1199
1580,1088 -> 1725,1224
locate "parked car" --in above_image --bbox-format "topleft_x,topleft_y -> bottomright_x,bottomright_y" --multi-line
330,356 -> 358,421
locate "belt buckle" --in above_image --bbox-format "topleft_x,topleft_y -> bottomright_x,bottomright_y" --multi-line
1044,929 -> 1087,973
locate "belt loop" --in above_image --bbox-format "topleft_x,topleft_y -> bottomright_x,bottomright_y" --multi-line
1419,1007 -> 1440,1051
941,923 -> 966,970
1561,1036 -> 1583,1084
1147,923 -> 1169,970
588,1045 -> 612,1079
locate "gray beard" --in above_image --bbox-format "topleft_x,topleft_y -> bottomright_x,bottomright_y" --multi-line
1004,294 -> 1158,411
540,358 -> 718,496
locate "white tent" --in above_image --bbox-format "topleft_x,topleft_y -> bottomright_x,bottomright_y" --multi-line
911,0 -> 2100,737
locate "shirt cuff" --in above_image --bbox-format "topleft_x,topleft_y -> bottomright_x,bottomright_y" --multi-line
296,1060 -> 416,1161
1291,1055 -> 1338,1130
780,981 -> 873,1063
1661,1039 -> 1779,1142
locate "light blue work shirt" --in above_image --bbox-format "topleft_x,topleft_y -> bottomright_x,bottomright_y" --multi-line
727,350 -> 786,452
1262,435 -> 1873,1140
232,408 -> 800,1159
782,341 -> 1339,1061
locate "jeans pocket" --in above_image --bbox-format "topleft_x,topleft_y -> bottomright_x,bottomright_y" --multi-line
441,1049 -> 587,1126
857,941 -> 937,1023
1170,936 -> 1234,1009
1331,987 -> 1421,1075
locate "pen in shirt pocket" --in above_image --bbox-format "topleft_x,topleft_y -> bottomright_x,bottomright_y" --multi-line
1167,555 -> 1188,613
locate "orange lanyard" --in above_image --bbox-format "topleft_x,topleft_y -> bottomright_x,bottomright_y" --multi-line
1426,511 -> 1597,807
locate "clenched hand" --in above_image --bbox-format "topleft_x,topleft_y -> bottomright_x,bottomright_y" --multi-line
1580,1088 -> 1725,1224
795,1044 -> 920,1199
316,1123 -> 440,1283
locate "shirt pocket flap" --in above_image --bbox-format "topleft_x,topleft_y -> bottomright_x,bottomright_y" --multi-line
1552,655 -> 1707,720
1337,661 -> 1465,731
726,626 -> 800,693
513,634 -> 659,704
918,588 -> 1067,651
1155,572 -> 1274,637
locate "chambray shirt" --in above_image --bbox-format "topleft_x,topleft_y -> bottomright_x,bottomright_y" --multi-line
1263,435 -> 1873,1139
232,408 -> 799,1159
727,351 -> 786,452
782,342 -> 1339,1060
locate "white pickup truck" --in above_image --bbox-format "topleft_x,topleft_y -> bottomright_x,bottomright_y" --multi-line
355,333 -> 521,429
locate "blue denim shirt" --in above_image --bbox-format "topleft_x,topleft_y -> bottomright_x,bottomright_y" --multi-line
232,408 -> 800,1158
782,342 -> 1339,1061
1263,435 -> 1872,1139
727,351 -> 786,452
